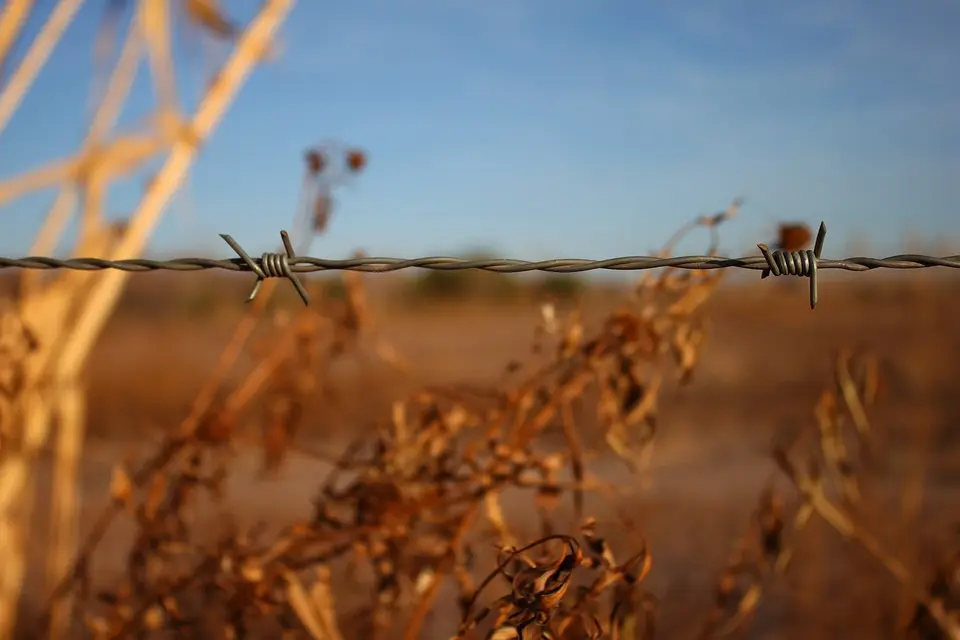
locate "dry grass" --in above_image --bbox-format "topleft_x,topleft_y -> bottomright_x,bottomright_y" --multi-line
22,206 -> 734,639
3,205 -> 958,639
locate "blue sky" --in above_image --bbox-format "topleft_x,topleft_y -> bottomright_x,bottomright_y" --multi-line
1,0 -> 959,263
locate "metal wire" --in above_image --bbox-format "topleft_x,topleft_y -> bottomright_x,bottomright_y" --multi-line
219,229 -> 310,305
2,253 -> 957,273
0,225 -> 957,309
758,221 -> 827,309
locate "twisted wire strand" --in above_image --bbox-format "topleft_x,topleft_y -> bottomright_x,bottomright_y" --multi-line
0,226 -> 957,309
758,221 -> 829,309
1,254 -> 957,273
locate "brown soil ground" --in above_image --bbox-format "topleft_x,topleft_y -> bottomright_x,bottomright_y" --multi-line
14,273 -> 960,638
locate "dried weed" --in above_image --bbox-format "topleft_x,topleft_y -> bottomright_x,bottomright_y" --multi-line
24,204 -> 741,639
5,199 -> 954,639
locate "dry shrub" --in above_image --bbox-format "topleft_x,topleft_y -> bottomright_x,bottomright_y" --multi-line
24,202 -> 741,639
456,521 -> 656,639
701,349 -> 960,639
9,197 -> 955,640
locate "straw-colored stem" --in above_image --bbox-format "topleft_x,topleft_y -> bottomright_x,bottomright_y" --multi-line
0,386 -> 53,637
39,183 -> 108,638
21,13 -> 142,299
0,156 -> 76,206
31,216 -> 124,387
20,186 -> 77,300
35,5 -> 295,635
140,0 -> 180,115
0,132 -> 166,208
0,0 -> 85,135
0,0 -> 35,73
55,0 -> 295,381
0,4 -> 294,640
45,378 -> 84,640
74,165 -> 107,273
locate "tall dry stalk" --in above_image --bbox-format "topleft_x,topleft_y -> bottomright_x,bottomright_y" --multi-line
0,1 -> 296,638
0,0 -> 36,76
0,0 -> 83,135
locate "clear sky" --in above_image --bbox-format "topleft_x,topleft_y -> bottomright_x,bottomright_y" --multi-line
1,0 -> 959,262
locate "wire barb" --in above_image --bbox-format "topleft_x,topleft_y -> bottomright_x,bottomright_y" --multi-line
758,221 -> 828,309
219,230 -> 310,306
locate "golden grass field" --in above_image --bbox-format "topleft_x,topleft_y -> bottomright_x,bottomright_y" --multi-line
13,265 -> 960,639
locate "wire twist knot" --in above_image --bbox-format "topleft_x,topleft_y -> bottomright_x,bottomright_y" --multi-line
757,221 -> 827,309
219,230 -> 310,305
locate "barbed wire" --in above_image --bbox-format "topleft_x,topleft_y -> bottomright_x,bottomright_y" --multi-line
0,225 -> 957,309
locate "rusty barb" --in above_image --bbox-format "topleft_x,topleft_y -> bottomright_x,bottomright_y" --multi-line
0,224 -> 958,308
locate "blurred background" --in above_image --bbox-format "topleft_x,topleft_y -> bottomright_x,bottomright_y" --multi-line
1,1 -> 959,638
